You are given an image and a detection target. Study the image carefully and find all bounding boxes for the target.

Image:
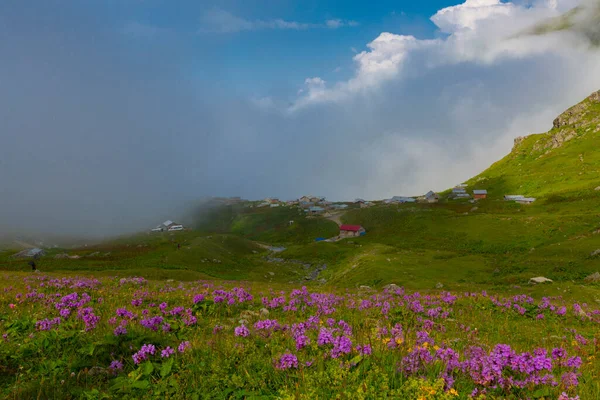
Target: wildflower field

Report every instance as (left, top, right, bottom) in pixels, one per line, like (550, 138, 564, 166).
(1, 273, 599, 399)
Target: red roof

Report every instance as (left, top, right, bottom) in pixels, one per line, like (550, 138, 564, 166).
(340, 224, 363, 232)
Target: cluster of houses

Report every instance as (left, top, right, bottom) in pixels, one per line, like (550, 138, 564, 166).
(381, 191, 439, 204)
(448, 184, 488, 201)
(255, 195, 375, 215)
(252, 190, 537, 209)
(448, 186, 536, 204)
(151, 220, 185, 233)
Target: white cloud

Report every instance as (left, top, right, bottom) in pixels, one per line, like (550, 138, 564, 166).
(200, 9, 359, 33)
(292, 0, 593, 110)
(326, 19, 360, 29)
(261, 0, 600, 200)
(431, 0, 514, 33)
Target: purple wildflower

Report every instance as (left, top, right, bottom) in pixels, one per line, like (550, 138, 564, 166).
(161, 347, 175, 358)
(178, 341, 190, 353)
(234, 324, 250, 337)
(276, 353, 299, 370)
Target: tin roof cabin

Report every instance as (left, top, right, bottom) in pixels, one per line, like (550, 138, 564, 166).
(516, 197, 536, 204)
(339, 224, 366, 238)
(473, 190, 488, 199)
(390, 196, 416, 204)
(424, 191, 439, 203)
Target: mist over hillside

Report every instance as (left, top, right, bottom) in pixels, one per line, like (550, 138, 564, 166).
(2, 0, 600, 239)
(524, 0, 600, 44)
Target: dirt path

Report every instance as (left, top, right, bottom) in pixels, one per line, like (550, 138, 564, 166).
(325, 212, 345, 227)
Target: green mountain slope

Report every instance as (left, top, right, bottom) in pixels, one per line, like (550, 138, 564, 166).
(466, 90, 600, 199)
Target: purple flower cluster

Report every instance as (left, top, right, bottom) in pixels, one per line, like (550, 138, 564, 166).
(109, 360, 123, 373)
(161, 347, 175, 358)
(276, 353, 299, 370)
(116, 308, 136, 319)
(178, 341, 190, 353)
(234, 324, 250, 337)
(193, 294, 205, 304)
(140, 315, 164, 331)
(132, 344, 156, 364)
(118, 277, 147, 286)
(113, 321, 128, 336)
(401, 342, 582, 392)
(355, 344, 372, 355)
(213, 287, 254, 305)
(77, 307, 100, 331)
(36, 317, 61, 331)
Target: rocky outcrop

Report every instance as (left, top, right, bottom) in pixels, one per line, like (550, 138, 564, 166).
(529, 276, 553, 284)
(513, 136, 528, 150)
(584, 272, 600, 283)
(553, 90, 600, 129)
(526, 90, 600, 154)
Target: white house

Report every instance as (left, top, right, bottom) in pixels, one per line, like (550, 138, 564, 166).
(152, 220, 184, 232)
(390, 196, 416, 203)
(504, 195, 525, 201)
(516, 197, 536, 204)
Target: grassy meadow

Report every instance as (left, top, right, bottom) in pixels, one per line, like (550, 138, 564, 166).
(1, 273, 599, 399)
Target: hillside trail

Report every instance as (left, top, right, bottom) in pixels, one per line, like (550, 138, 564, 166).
(325, 212, 345, 227)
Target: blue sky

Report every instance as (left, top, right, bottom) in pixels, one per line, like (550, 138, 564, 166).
(1, 0, 600, 235)
(18, 0, 463, 97)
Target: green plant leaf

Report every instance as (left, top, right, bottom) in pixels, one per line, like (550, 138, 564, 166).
(142, 361, 154, 376)
(132, 380, 150, 390)
(160, 357, 174, 377)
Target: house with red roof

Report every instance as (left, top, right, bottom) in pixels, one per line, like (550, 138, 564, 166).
(339, 224, 366, 238)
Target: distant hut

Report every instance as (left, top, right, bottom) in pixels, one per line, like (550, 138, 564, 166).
(425, 191, 439, 203)
(308, 206, 325, 214)
(516, 197, 536, 205)
(390, 196, 416, 204)
(473, 190, 488, 199)
(339, 225, 366, 238)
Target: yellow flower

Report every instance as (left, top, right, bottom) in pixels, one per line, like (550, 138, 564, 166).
(382, 338, 391, 345)
(448, 388, 459, 397)
(395, 337, 404, 346)
(423, 342, 429, 349)
(571, 340, 578, 347)
(433, 345, 440, 351)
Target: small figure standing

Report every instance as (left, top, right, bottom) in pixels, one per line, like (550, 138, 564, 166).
(177, 243, 181, 250)
(28, 261, 36, 271)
